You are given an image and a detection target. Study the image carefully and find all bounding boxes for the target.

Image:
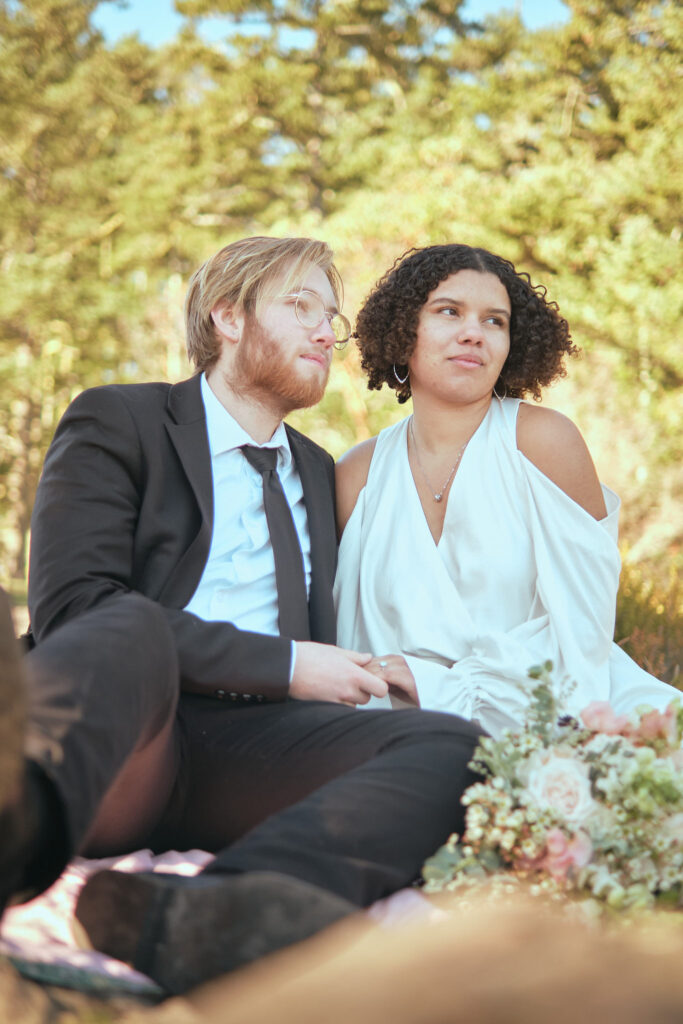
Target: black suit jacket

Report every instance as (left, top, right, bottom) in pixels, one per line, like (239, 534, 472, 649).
(28, 375, 338, 701)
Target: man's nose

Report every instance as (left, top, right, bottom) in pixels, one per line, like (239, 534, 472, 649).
(312, 317, 337, 347)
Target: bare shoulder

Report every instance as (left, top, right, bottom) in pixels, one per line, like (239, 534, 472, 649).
(335, 437, 378, 537)
(516, 403, 607, 520)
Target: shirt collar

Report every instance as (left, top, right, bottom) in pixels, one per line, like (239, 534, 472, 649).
(200, 373, 292, 467)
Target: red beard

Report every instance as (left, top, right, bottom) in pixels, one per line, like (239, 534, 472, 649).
(230, 318, 330, 415)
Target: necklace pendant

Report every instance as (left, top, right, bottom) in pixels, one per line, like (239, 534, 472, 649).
(434, 493, 443, 503)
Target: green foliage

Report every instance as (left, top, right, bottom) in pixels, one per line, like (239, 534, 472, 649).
(0, 0, 681, 668)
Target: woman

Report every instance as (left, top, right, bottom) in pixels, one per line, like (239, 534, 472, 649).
(334, 244, 679, 736)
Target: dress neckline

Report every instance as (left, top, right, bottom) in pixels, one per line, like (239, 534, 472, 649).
(403, 399, 498, 549)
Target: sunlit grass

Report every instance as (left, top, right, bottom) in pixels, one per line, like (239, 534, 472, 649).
(616, 554, 682, 688)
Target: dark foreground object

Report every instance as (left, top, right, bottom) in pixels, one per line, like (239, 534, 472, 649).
(0, 591, 30, 918)
(74, 867, 356, 995)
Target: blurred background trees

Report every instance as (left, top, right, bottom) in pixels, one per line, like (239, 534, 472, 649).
(1, 0, 680, 678)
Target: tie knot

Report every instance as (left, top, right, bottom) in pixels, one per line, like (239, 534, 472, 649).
(241, 444, 278, 477)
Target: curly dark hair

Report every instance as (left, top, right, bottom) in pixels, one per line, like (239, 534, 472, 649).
(355, 244, 577, 403)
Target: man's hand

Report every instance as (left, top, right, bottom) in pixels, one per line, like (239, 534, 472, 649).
(290, 643, 389, 706)
(366, 655, 419, 707)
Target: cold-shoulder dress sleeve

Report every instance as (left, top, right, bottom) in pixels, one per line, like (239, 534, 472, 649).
(334, 400, 679, 737)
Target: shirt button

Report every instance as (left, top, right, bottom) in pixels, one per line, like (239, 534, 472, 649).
(215, 689, 226, 700)
(229, 692, 239, 701)
(242, 694, 252, 702)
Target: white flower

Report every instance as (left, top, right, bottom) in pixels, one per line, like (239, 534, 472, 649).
(661, 813, 683, 844)
(522, 749, 597, 825)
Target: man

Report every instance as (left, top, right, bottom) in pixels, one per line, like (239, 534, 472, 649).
(1, 236, 481, 994)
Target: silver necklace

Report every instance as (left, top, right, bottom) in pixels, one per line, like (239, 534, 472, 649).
(409, 418, 468, 503)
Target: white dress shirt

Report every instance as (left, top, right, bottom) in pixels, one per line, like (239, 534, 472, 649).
(184, 375, 311, 672)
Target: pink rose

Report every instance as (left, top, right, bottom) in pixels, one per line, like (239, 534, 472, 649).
(581, 701, 629, 735)
(540, 827, 593, 882)
(524, 750, 596, 825)
(633, 704, 679, 745)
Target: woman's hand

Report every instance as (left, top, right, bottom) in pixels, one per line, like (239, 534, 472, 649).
(366, 655, 420, 706)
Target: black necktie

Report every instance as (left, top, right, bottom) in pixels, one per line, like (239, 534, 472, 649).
(241, 445, 310, 641)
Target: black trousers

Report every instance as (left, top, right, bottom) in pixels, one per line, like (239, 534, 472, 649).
(25, 593, 482, 907)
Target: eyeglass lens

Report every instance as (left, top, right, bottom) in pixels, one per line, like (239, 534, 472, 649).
(295, 292, 350, 343)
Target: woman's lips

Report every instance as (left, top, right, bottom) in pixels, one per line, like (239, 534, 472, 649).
(450, 355, 483, 367)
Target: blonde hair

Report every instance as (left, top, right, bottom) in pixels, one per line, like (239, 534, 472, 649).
(184, 236, 343, 372)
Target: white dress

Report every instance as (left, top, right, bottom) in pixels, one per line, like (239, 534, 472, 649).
(334, 398, 679, 738)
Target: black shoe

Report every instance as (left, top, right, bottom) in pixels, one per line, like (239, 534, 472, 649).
(0, 589, 30, 917)
(74, 868, 357, 994)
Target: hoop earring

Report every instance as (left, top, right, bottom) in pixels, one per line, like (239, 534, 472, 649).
(493, 383, 507, 400)
(393, 364, 409, 385)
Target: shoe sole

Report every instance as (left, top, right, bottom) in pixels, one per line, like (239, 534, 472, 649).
(75, 869, 356, 994)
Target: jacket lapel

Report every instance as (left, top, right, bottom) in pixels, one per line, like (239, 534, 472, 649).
(166, 375, 214, 526)
(159, 375, 214, 607)
(287, 427, 337, 645)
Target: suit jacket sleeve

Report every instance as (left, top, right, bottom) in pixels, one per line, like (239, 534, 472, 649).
(28, 386, 292, 701)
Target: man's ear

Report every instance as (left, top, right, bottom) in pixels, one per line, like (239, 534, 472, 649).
(211, 302, 243, 344)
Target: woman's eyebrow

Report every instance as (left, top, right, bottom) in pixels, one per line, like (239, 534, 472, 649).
(426, 295, 510, 318)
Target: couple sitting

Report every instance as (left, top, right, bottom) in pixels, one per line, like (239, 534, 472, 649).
(0, 235, 676, 995)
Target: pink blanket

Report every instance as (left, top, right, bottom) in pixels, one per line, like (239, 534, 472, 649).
(0, 851, 438, 995)
(0, 850, 212, 995)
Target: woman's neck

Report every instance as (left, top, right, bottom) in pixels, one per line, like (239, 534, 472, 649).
(410, 393, 493, 453)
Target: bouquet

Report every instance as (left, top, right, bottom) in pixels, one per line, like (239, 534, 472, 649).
(423, 663, 683, 913)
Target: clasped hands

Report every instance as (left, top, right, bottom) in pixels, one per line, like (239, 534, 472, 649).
(290, 642, 419, 707)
